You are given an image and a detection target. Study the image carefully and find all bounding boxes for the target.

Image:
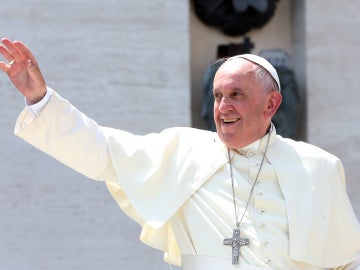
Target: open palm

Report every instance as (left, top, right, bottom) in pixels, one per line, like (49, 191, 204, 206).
(0, 38, 46, 104)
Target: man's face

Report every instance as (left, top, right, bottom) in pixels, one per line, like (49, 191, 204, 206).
(213, 59, 279, 149)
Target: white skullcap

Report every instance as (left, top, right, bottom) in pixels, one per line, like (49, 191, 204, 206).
(228, 54, 281, 92)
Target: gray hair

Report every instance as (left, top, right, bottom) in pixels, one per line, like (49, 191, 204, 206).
(226, 54, 281, 93)
(252, 64, 280, 93)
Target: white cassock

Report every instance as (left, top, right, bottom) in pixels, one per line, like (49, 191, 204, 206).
(15, 89, 360, 269)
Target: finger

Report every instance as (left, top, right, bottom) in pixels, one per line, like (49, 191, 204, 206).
(0, 45, 14, 72)
(1, 38, 23, 62)
(26, 58, 45, 83)
(13, 41, 39, 67)
(0, 44, 15, 62)
(0, 61, 9, 72)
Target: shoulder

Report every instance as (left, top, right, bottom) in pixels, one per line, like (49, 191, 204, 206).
(273, 135, 346, 186)
(105, 126, 219, 157)
(274, 136, 344, 180)
(160, 127, 217, 145)
(275, 135, 340, 163)
(163, 127, 214, 136)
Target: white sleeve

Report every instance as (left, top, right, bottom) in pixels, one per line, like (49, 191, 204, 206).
(25, 86, 52, 116)
(333, 258, 360, 270)
(16, 90, 115, 181)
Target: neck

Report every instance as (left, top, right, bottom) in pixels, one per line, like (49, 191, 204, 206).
(227, 124, 273, 150)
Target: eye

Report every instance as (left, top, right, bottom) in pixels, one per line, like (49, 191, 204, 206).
(231, 90, 246, 100)
(213, 92, 222, 102)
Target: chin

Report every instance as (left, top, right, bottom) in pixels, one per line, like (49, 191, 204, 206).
(218, 135, 237, 149)
(225, 142, 240, 149)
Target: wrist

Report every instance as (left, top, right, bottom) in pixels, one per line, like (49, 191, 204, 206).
(26, 87, 52, 116)
(25, 87, 48, 105)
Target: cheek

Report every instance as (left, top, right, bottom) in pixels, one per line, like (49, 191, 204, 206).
(213, 103, 219, 115)
(235, 104, 261, 122)
(232, 103, 246, 114)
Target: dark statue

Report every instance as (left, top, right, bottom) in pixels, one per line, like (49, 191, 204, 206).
(193, 0, 279, 36)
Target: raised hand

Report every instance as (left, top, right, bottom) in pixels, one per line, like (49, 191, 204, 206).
(0, 38, 47, 104)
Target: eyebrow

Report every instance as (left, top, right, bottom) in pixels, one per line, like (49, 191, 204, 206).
(212, 87, 245, 93)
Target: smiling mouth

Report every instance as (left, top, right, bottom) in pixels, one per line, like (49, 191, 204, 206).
(222, 118, 240, 124)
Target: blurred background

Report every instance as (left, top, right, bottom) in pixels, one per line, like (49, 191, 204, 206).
(0, 0, 359, 269)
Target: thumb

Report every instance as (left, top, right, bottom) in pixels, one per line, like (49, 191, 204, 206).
(26, 58, 46, 85)
(23, 58, 47, 104)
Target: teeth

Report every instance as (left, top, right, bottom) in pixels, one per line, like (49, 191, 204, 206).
(223, 118, 238, 123)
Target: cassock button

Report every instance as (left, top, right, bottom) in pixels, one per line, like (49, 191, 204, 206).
(251, 161, 260, 167)
(247, 151, 254, 158)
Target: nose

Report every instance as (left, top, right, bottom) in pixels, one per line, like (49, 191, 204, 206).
(217, 96, 234, 113)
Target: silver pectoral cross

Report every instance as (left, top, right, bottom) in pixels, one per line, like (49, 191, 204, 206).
(223, 228, 249, 264)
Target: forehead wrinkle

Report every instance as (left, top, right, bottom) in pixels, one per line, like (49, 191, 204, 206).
(214, 67, 256, 94)
(215, 60, 256, 83)
(224, 55, 281, 92)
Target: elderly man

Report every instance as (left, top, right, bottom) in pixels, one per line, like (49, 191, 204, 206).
(0, 38, 359, 270)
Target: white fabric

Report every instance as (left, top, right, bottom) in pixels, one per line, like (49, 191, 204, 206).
(163, 133, 300, 268)
(182, 255, 270, 270)
(15, 88, 360, 269)
(26, 86, 52, 116)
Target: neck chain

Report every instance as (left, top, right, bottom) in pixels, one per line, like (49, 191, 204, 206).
(224, 130, 271, 265)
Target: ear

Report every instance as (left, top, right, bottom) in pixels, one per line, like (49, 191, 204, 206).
(265, 91, 282, 118)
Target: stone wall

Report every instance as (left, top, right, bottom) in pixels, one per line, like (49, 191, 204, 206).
(0, 1, 189, 269)
(306, 0, 360, 216)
